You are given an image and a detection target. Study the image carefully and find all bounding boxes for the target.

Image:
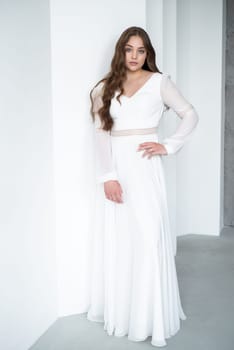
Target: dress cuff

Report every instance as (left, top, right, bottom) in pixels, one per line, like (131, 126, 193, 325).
(161, 142, 174, 155)
(96, 171, 118, 184)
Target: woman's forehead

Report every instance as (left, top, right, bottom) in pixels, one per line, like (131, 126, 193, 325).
(125, 36, 145, 47)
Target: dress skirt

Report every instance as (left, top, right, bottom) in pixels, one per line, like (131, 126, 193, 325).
(87, 131, 186, 347)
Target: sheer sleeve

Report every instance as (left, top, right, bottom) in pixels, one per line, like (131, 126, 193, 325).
(160, 73, 199, 155)
(91, 82, 118, 184)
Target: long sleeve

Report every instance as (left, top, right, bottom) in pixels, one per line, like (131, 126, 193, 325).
(160, 73, 199, 155)
(92, 83, 118, 184)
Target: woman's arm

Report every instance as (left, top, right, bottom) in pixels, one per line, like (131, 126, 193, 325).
(91, 83, 118, 184)
(160, 73, 199, 155)
(94, 114, 118, 183)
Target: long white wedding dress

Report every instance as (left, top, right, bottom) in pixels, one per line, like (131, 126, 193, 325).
(87, 72, 199, 347)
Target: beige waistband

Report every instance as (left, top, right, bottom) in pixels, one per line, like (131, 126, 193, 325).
(111, 126, 158, 136)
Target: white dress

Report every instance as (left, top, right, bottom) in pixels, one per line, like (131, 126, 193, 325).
(87, 72, 199, 347)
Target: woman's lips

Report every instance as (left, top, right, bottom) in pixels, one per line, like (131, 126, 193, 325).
(129, 62, 138, 65)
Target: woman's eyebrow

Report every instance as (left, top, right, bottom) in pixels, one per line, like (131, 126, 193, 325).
(125, 44, 145, 49)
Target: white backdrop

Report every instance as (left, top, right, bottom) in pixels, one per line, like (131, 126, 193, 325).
(175, 0, 225, 235)
(0, 1, 57, 350)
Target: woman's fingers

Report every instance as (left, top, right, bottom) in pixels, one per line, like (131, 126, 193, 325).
(108, 191, 123, 203)
(113, 187, 123, 203)
(141, 146, 155, 158)
(137, 142, 167, 156)
(138, 142, 155, 155)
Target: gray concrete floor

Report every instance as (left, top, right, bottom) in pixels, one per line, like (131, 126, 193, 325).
(30, 227, 234, 350)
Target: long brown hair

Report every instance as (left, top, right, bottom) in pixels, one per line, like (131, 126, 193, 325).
(90, 26, 162, 131)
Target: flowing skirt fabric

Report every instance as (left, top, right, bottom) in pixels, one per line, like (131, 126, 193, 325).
(87, 132, 186, 347)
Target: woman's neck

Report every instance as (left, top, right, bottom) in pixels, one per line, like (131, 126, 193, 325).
(126, 69, 145, 80)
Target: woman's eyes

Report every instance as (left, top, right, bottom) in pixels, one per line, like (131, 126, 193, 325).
(124, 48, 146, 54)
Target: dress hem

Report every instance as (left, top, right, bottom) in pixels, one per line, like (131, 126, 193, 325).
(86, 311, 186, 347)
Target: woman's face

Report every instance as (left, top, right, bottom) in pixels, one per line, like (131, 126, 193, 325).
(124, 35, 147, 72)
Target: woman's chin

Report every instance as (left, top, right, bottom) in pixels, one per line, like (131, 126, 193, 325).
(126, 65, 141, 72)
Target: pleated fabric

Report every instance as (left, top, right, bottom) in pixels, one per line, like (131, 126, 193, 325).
(87, 132, 186, 347)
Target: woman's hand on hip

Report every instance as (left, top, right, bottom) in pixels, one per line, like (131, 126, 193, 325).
(104, 180, 123, 203)
(137, 142, 168, 158)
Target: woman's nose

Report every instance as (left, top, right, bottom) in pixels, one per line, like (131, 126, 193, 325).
(131, 50, 137, 59)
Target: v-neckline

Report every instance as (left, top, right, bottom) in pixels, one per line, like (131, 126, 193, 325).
(121, 72, 156, 99)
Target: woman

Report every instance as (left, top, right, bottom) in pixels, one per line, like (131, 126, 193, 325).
(87, 26, 198, 347)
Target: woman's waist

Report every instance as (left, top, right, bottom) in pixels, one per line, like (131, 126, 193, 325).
(110, 127, 159, 147)
(110, 126, 158, 137)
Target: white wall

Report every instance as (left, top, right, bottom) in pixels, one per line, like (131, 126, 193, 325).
(0, 1, 57, 350)
(50, 0, 146, 317)
(146, 0, 225, 238)
(176, 0, 224, 235)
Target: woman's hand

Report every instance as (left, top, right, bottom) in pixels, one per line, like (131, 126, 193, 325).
(137, 142, 168, 158)
(104, 180, 123, 203)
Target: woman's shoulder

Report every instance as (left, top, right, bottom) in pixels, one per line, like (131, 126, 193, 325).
(147, 71, 171, 85)
(91, 80, 106, 113)
(153, 71, 171, 79)
(91, 80, 106, 98)
(157, 72, 173, 91)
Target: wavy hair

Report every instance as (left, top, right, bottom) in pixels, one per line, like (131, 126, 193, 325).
(90, 26, 162, 131)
